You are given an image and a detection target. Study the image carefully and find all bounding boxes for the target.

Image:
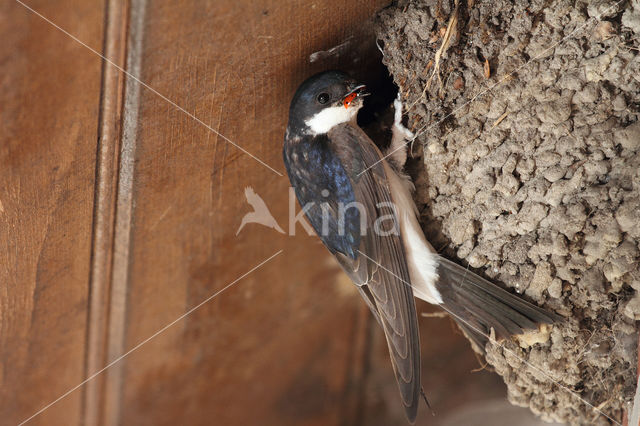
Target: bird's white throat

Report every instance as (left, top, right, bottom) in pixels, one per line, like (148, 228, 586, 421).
(305, 105, 360, 135)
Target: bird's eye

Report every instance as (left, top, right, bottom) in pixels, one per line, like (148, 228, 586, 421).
(317, 93, 330, 104)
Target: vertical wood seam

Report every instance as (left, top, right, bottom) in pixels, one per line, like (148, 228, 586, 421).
(102, 1, 148, 425)
(83, 0, 130, 425)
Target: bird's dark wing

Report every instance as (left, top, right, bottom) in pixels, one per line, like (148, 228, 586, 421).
(283, 125, 421, 422)
(329, 123, 421, 422)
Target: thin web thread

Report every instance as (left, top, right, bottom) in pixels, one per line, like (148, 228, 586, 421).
(13, 0, 283, 177)
(356, 249, 622, 426)
(18, 250, 283, 425)
(359, 0, 626, 176)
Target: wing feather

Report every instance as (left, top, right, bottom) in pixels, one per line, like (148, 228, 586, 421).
(284, 125, 422, 422)
(328, 123, 421, 422)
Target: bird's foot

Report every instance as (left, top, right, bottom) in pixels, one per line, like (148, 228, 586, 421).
(393, 95, 414, 140)
(385, 94, 414, 170)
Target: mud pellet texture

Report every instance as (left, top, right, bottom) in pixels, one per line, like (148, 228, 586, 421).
(378, 0, 640, 424)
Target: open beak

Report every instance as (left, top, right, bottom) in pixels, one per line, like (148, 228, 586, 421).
(342, 84, 370, 109)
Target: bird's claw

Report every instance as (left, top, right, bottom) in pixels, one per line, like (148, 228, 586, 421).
(393, 96, 414, 140)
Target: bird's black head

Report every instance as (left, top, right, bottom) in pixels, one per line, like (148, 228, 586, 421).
(287, 70, 369, 136)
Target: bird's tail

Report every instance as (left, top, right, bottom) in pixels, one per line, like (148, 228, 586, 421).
(434, 256, 561, 352)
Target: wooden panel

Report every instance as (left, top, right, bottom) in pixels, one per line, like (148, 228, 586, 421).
(112, 1, 388, 425)
(361, 301, 508, 424)
(0, 1, 104, 424)
(83, 0, 129, 424)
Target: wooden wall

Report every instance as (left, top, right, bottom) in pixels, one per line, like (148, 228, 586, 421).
(0, 1, 389, 425)
(1, 0, 105, 424)
(1, 1, 524, 425)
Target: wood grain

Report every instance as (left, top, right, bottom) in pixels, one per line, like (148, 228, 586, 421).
(0, 1, 104, 424)
(2, 1, 394, 424)
(110, 1, 388, 425)
(83, 0, 129, 424)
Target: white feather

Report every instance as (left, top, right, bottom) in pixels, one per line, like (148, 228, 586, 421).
(385, 97, 415, 169)
(384, 162, 443, 305)
(305, 105, 359, 135)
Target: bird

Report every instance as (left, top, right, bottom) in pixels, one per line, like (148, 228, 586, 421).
(282, 70, 560, 423)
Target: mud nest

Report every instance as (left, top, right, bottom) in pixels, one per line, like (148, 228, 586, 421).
(377, 0, 640, 424)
